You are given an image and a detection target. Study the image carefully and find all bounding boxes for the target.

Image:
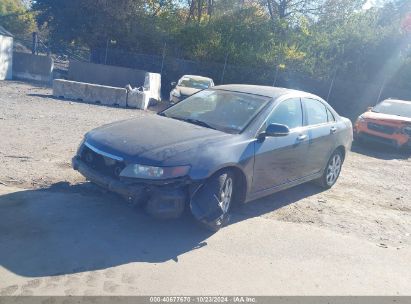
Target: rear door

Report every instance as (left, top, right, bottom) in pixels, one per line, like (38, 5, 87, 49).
(302, 98, 336, 175)
(252, 98, 309, 193)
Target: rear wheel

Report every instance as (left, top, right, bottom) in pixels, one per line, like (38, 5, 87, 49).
(316, 150, 343, 189)
(190, 170, 235, 232)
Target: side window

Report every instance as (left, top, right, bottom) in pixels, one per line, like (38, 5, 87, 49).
(303, 98, 328, 126)
(326, 107, 335, 122)
(266, 98, 303, 129)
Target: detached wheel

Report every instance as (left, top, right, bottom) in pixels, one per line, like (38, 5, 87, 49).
(190, 170, 235, 232)
(316, 150, 343, 189)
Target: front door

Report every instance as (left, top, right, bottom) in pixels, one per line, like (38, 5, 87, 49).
(252, 98, 309, 193)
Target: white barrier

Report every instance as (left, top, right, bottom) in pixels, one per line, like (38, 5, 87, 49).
(53, 79, 128, 107)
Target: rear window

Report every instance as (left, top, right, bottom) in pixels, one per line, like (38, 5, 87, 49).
(178, 77, 211, 89)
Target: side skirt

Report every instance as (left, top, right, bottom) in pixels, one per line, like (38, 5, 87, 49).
(244, 171, 323, 203)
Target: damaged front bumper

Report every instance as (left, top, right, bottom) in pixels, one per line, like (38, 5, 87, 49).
(72, 157, 193, 219)
(72, 155, 228, 229)
(356, 131, 410, 149)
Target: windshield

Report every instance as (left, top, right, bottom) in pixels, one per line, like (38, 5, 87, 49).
(372, 100, 411, 118)
(178, 77, 212, 89)
(161, 89, 271, 133)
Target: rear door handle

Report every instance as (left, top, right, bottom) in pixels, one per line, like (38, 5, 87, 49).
(330, 126, 337, 134)
(297, 134, 307, 141)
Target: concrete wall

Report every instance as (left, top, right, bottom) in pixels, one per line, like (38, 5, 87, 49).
(12, 52, 53, 83)
(68, 61, 147, 88)
(0, 35, 13, 80)
(53, 79, 128, 107)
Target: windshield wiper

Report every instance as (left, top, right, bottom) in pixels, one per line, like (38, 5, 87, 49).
(171, 117, 217, 130)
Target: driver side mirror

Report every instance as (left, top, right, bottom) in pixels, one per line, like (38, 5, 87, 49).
(171, 82, 177, 87)
(260, 123, 290, 139)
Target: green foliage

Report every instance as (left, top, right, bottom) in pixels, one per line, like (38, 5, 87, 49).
(0, 0, 36, 37)
(31, 0, 411, 90)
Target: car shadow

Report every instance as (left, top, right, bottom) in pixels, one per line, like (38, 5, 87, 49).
(351, 141, 411, 160)
(0, 181, 322, 278)
(0, 182, 211, 278)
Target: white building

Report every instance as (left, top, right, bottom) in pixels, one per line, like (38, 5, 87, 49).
(0, 26, 13, 80)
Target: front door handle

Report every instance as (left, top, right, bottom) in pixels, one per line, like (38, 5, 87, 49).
(330, 126, 337, 134)
(297, 134, 307, 141)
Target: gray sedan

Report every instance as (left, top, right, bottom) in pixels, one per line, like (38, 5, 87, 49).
(73, 85, 353, 231)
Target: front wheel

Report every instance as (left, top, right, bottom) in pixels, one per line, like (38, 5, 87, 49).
(316, 150, 343, 189)
(190, 170, 235, 232)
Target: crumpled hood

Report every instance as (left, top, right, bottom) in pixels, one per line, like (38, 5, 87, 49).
(176, 86, 201, 96)
(85, 115, 230, 165)
(362, 111, 411, 125)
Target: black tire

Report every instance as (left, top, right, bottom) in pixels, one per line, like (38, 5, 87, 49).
(315, 149, 344, 189)
(190, 170, 235, 232)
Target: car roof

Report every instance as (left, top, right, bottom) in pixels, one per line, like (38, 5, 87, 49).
(213, 84, 320, 100)
(181, 75, 213, 81)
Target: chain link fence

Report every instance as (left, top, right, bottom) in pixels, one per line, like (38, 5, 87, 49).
(88, 47, 411, 120)
(12, 34, 411, 120)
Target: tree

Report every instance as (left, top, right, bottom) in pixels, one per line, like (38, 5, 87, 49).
(31, 0, 411, 94)
(33, 0, 182, 52)
(0, 0, 36, 38)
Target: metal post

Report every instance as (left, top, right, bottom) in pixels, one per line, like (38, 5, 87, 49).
(326, 70, 337, 103)
(272, 66, 279, 86)
(32, 32, 38, 55)
(220, 52, 229, 84)
(104, 38, 109, 65)
(160, 42, 166, 76)
(376, 77, 387, 105)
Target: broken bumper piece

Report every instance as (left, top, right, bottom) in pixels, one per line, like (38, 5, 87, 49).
(72, 157, 188, 219)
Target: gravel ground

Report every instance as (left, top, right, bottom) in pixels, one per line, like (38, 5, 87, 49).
(1, 80, 410, 249)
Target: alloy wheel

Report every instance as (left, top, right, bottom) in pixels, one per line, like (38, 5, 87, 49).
(326, 154, 342, 186)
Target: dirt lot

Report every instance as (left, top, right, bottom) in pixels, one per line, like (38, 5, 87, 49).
(0, 81, 410, 295)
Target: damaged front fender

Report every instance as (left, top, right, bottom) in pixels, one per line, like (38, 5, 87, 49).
(189, 172, 232, 231)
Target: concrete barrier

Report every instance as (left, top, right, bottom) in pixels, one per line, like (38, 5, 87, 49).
(69, 61, 147, 88)
(12, 52, 53, 83)
(53, 79, 127, 107)
(0, 34, 13, 80)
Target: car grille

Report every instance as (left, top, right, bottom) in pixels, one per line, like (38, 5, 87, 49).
(367, 122, 397, 135)
(80, 145, 125, 180)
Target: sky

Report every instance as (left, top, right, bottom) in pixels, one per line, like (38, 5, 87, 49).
(363, 0, 387, 10)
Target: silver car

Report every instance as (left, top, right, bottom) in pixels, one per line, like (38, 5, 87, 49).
(169, 75, 214, 103)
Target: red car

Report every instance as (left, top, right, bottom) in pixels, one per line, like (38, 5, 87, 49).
(354, 99, 411, 149)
